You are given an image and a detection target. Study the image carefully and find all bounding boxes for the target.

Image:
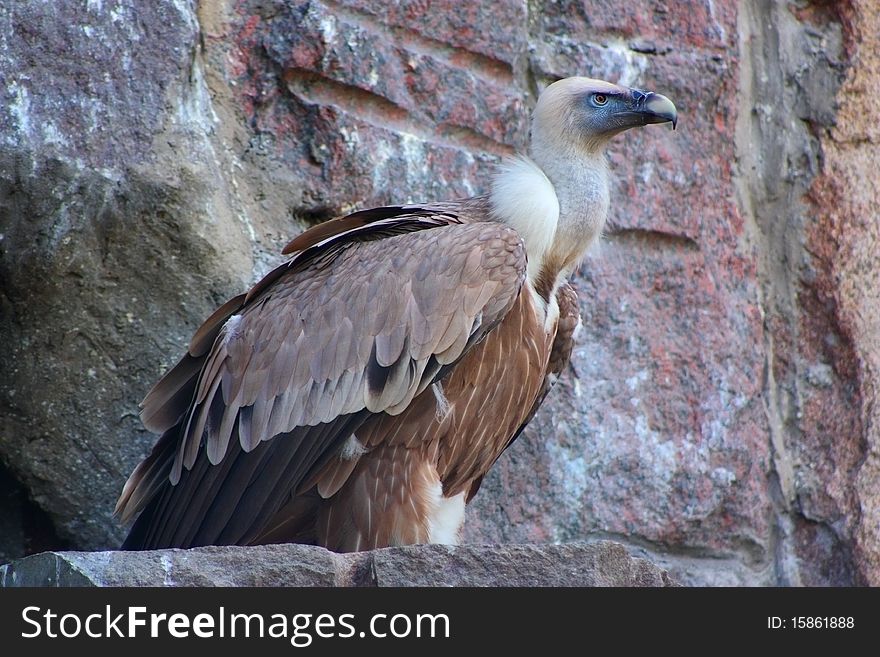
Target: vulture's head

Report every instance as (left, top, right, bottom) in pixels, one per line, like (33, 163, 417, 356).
(532, 77, 677, 154)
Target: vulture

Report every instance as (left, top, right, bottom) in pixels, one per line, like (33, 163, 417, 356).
(117, 77, 677, 551)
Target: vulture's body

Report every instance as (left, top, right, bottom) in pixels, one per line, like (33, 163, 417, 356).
(118, 77, 677, 551)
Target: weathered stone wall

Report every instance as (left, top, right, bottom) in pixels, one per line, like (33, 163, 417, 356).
(734, 0, 858, 586)
(803, 2, 880, 586)
(1, 0, 876, 585)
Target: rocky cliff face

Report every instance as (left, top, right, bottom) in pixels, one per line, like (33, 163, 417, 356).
(1, 0, 876, 585)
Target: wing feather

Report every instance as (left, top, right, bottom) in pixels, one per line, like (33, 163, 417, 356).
(464, 282, 580, 501)
(139, 354, 204, 433)
(119, 204, 527, 548)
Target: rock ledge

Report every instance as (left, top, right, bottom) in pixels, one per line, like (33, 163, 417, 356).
(1, 541, 674, 587)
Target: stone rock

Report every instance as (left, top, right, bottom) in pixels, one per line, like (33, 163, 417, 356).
(0, 0, 266, 552)
(368, 542, 674, 587)
(0, 541, 674, 587)
(1, 0, 878, 587)
(0, 463, 68, 566)
(801, 2, 880, 585)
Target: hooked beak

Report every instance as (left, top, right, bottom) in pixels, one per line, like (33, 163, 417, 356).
(638, 91, 678, 129)
(612, 89, 678, 131)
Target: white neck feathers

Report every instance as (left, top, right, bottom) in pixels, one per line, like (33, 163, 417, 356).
(489, 149, 609, 296)
(489, 155, 559, 285)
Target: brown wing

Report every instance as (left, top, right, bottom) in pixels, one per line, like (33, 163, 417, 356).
(255, 285, 555, 550)
(118, 206, 527, 548)
(542, 282, 581, 396)
(464, 281, 580, 501)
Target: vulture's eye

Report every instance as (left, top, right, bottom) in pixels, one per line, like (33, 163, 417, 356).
(592, 93, 609, 106)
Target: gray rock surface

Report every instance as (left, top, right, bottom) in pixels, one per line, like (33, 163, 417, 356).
(0, 541, 674, 587)
(0, 0, 264, 551)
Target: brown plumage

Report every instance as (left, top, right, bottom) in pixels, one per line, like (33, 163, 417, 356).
(117, 77, 677, 551)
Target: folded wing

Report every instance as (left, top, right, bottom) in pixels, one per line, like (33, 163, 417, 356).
(117, 207, 527, 548)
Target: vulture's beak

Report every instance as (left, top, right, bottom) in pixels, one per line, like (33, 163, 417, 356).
(635, 91, 678, 129)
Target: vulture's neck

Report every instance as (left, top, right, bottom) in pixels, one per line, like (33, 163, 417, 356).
(490, 138, 610, 301)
